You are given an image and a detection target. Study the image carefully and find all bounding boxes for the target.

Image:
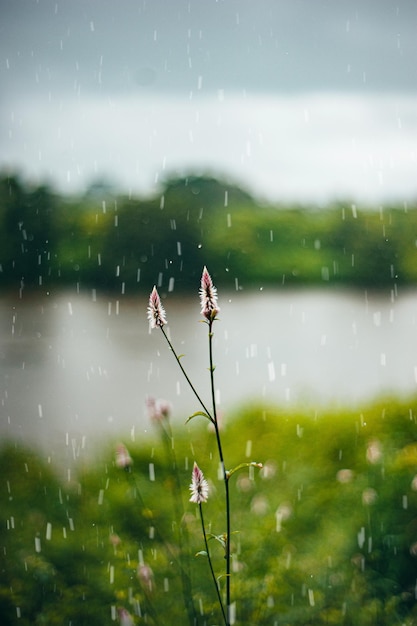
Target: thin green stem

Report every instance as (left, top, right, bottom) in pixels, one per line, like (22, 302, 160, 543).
(208, 320, 231, 626)
(199, 503, 227, 626)
(160, 326, 213, 420)
(159, 319, 230, 624)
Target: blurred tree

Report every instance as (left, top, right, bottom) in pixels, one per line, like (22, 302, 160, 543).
(0, 169, 416, 293)
(0, 174, 57, 290)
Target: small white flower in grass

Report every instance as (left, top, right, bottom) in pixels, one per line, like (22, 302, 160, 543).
(189, 462, 209, 504)
(336, 468, 354, 484)
(362, 487, 378, 506)
(200, 266, 220, 321)
(366, 439, 383, 464)
(147, 286, 167, 329)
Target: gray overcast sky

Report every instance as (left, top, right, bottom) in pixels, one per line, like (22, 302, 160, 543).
(1, 0, 416, 202)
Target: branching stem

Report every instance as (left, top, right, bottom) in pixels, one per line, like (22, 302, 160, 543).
(208, 321, 231, 626)
(199, 503, 227, 626)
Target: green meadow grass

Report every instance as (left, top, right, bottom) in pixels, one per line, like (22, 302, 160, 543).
(2, 396, 417, 625)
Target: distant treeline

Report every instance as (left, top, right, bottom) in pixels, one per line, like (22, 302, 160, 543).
(1, 171, 416, 294)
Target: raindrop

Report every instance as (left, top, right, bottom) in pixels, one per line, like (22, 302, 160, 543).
(373, 312, 381, 326)
(358, 526, 365, 549)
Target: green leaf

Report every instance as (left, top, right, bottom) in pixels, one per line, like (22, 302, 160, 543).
(185, 411, 213, 424)
(208, 533, 227, 549)
(195, 551, 208, 557)
(227, 461, 263, 479)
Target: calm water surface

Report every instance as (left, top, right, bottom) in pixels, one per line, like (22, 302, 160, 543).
(0, 287, 416, 463)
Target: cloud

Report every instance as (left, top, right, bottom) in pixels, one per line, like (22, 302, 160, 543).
(1, 0, 416, 97)
(1, 91, 416, 202)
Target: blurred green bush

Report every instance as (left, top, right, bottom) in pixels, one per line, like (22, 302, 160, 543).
(1, 171, 416, 293)
(2, 397, 417, 624)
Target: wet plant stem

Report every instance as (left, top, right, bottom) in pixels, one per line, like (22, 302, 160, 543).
(208, 321, 231, 626)
(159, 321, 230, 625)
(199, 502, 227, 626)
(160, 326, 213, 420)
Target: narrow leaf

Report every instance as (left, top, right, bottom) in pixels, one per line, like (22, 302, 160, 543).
(227, 461, 263, 479)
(185, 411, 213, 424)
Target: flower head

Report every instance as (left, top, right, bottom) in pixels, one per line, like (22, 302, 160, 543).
(115, 443, 133, 469)
(189, 462, 209, 504)
(117, 607, 134, 626)
(137, 564, 154, 592)
(146, 396, 172, 423)
(199, 266, 220, 321)
(147, 286, 167, 329)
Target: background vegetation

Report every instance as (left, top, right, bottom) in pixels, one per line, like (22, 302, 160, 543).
(2, 398, 417, 625)
(2, 171, 417, 623)
(1, 170, 416, 294)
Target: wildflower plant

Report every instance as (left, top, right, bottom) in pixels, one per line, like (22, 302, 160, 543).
(148, 267, 262, 626)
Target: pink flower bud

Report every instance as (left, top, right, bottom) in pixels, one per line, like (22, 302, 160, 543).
(147, 286, 167, 329)
(117, 607, 134, 626)
(146, 396, 172, 423)
(115, 443, 133, 469)
(199, 266, 220, 321)
(137, 563, 154, 592)
(189, 462, 209, 504)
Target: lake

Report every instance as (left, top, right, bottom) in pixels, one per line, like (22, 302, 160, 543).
(0, 286, 416, 465)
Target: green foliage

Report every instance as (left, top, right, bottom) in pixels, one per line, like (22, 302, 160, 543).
(2, 397, 417, 624)
(1, 171, 417, 294)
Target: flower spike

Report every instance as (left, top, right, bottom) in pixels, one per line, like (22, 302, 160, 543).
(200, 266, 220, 321)
(189, 462, 209, 504)
(147, 286, 167, 329)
